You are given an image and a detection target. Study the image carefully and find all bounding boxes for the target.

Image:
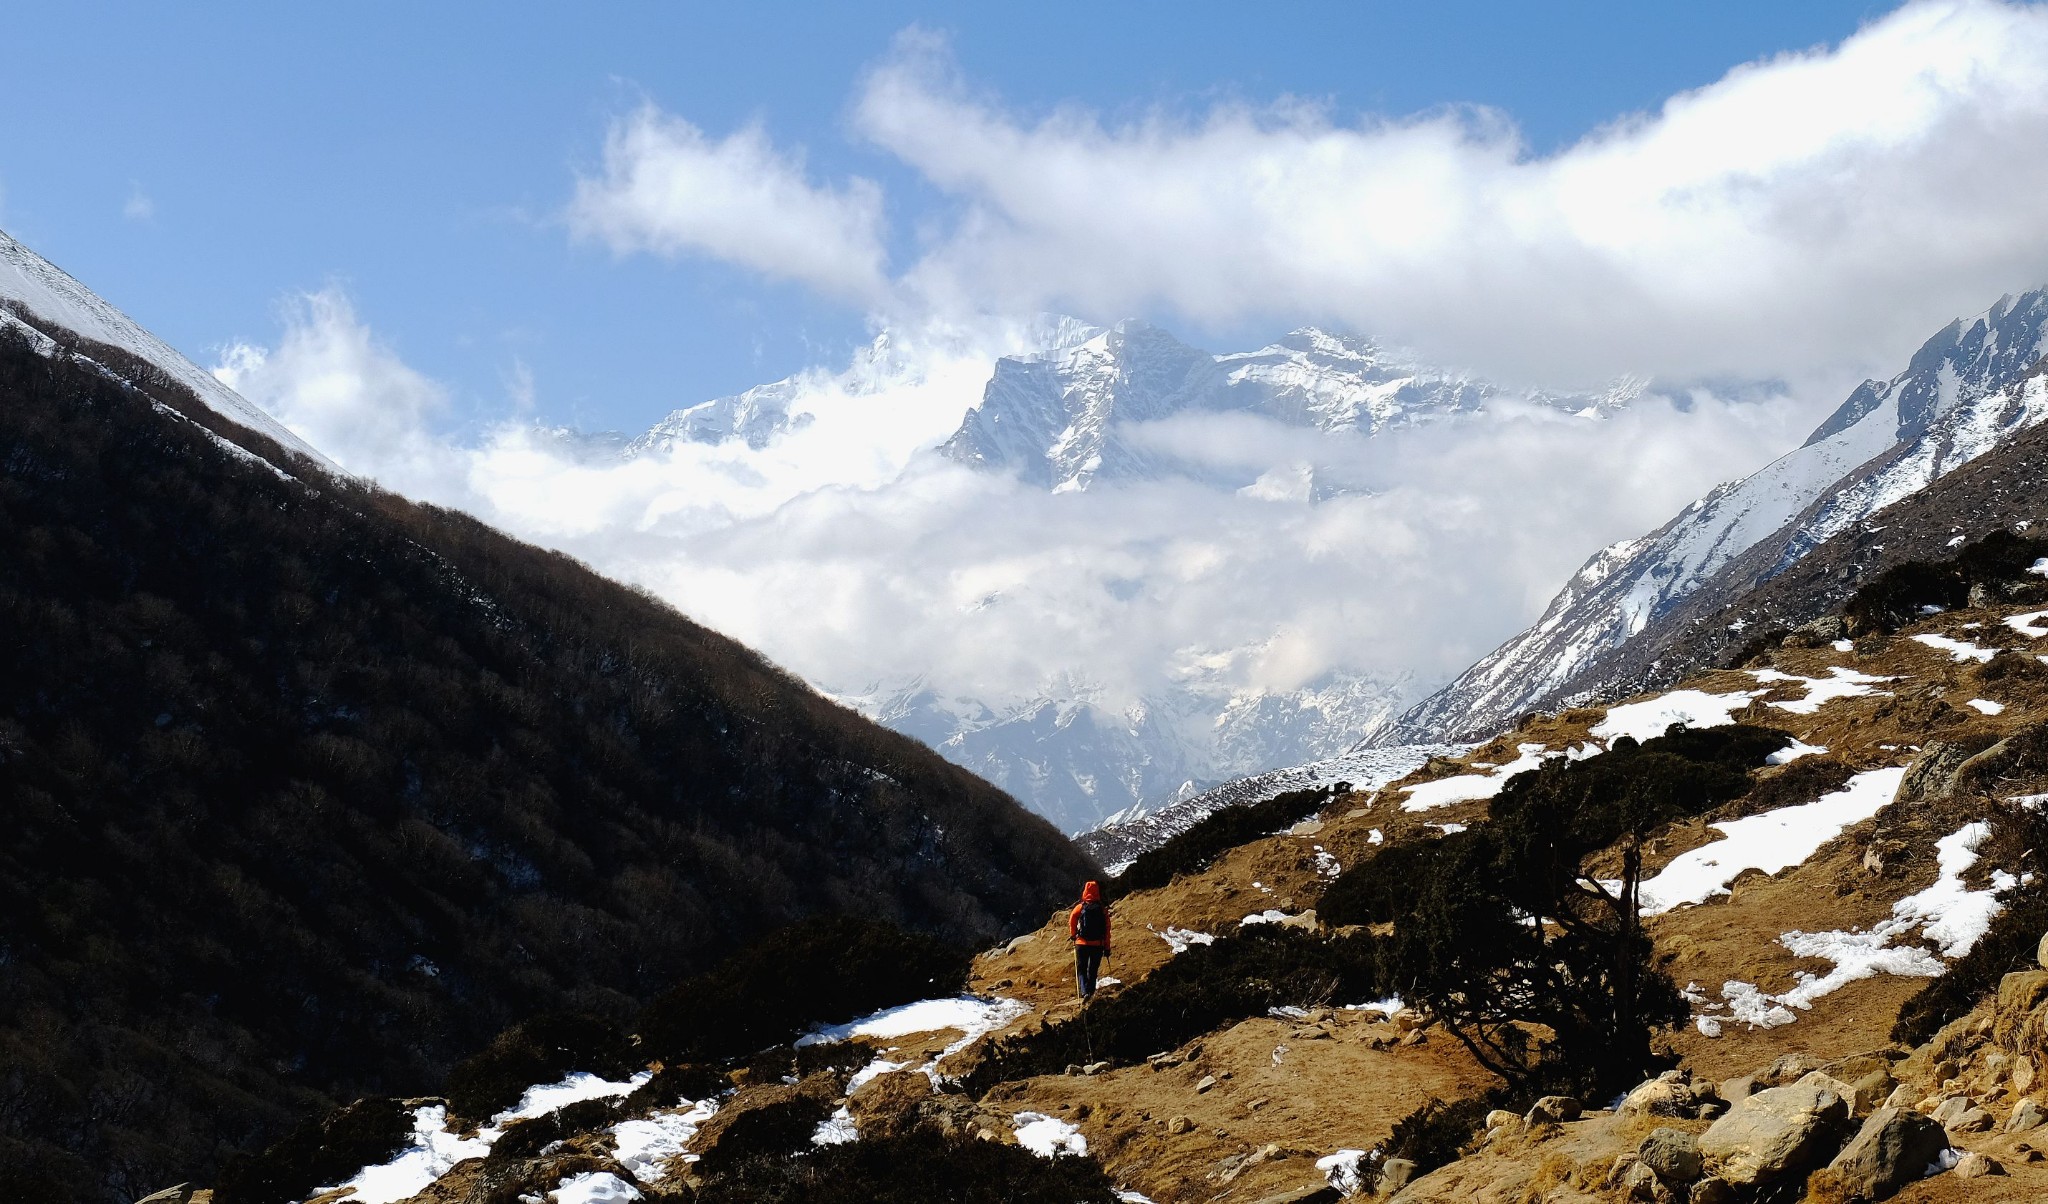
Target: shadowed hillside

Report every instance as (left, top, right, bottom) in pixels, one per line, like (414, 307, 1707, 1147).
(0, 325, 1095, 1203)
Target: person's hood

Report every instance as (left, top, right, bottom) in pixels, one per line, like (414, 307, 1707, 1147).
(1081, 880, 1102, 902)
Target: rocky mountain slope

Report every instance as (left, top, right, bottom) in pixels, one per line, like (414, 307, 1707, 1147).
(1381, 291, 2048, 746)
(0, 235, 1093, 1204)
(193, 529, 2048, 1204)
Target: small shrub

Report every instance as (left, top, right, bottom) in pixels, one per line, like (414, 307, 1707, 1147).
(690, 1095, 834, 1177)
(689, 1123, 1118, 1203)
(1114, 787, 1342, 895)
(1846, 530, 2048, 633)
(212, 1097, 412, 1204)
(1383, 1094, 1496, 1174)
(961, 926, 1381, 1094)
(623, 1063, 730, 1114)
(486, 1097, 623, 1163)
(1725, 756, 1855, 819)
(444, 1013, 630, 1123)
(637, 916, 971, 1065)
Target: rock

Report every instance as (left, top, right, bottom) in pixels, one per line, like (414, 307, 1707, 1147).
(1081, 1061, 1110, 1075)
(1759, 1053, 1822, 1087)
(1823, 1106, 1950, 1202)
(1248, 1097, 1269, 1111)
(2039, 931, 2048, 971)
(1639, 1128, 1703, 1183)
(1719, 1075, 1757, 1103)
(1931, 1095, 1976, 1127)
(1247, 1186, 1341, 1204)
(1166, 1115, 1195, 1135)
(1686, 1179, 1735, 1204)
(1622, 1071, 1710, 1118)
(1845, 1069, 1896, 1117)
(1952, 1107, 1995, 1132)
(847, 1069, 933, 1140)
(2017, 1055, 2037, 1095)
(132, 1188, 195, 1204)
(1884, 1084, 1915, 1110)
(1525, 1095, 1583, 1125)
(1621, 1159, 1670, 1201)
(2008, 1097, 2047, 1132)
(1698, 1076, 1853, 1186)
(1484, 1108, 1524, 1137)
(1379, 1157, 1418, 1195)
(1994, 970, 2048, 1057)
(1954, 1151, 2005, 1178)
(1196, 1075, 1217, 1093)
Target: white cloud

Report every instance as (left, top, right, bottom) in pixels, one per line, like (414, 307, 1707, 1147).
(567, 105, 890, 302)
(122, 185, 155, 224)
(579, 2, 2048, 386)
(220, 292, 1813, 722)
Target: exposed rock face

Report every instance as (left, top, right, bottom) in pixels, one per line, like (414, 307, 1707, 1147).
(1822, 1106, 1950, 1201)
(1638, 1127, 1703, 1184)
(1697, 1075, 1853, 1186)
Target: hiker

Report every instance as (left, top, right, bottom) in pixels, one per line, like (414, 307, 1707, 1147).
(1069, 879, 1111, 1000)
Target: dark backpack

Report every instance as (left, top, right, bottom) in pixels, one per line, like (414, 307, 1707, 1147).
(1077, 900, 1107, 942)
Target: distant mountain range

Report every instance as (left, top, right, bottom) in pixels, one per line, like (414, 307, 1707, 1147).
(624, 318, 1645, 831)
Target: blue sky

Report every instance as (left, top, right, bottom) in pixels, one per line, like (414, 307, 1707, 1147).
(0, 1, 1894, 436)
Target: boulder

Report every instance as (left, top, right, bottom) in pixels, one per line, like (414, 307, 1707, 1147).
(1685, 1179, 1734, 1204)
(1954, 1151, 2005, 1178)
(2008, 1097, 2047, 1133)
(1622, 1070, 1719, 1119)
(2039, 930, 2048, 972)
(1758, 1054, 1822, 1088)
(1822, 1106, 1950, 1202)
(1525, 1095, 1582, 1126)
(1379, 1156, 1418, 1195)
(1638, 1128, 1703, 1184)
(1719, 1075, 1756, 1104)
(1166, 1115, 1194, 1135)
(1698, 1076, 1853, 1186)
(847, 1068, 933, 1139)
(1196, 1075, 1218, 1093)
(1994, 970, 2048, 1057)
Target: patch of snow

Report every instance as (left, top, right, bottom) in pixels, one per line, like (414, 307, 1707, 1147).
(611, 1100, 720, 1182)
(1966, 698, 2006, 716)
(1240, 909, 1291, 926)
(1592, 689, 1762, 744)
(1749, 667, 1894, 715)
(1012, 1111, 1087, 1158)
(2005, 609, 2048, 639)
(1638, 767, 1907, 915)
(811, 1106, 859, 1146)
(1400, 743, 1550, 811)
(1695, 1016, 1722, 1038)
(1115, 1191, 1160, 1204)
(1317, 1148, 1373, 1196)
(1766, 739, 1829, 765)
(1313, 845, 1342, 878)
(1911, 633, 1997, 663)
(2030, 558, 2048, 579)
(313, 1106, 492, 1204)
(1342, 995, 1405, 1016)
(1156, 926, 1216, 954)
(845, 1057, 909, 1095)
(1368, 828, 1384, 845)
(551, 1171, 643, 1203)
(1433, 822, 1469, 834)
(798, 996, 1027, 1047)
(1832, 639, 1854, 652)
(1693, 822, 2015, 1034)
(502, 1071, 652, 1123)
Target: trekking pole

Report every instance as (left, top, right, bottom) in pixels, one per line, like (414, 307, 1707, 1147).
(1075, 953, 1096, 1063)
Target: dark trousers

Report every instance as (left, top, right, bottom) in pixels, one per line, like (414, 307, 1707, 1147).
(1075, 945, 1106, 998)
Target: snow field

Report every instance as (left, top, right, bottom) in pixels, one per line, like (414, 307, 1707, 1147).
(1591, 689, 1761, 744)
(1911, 633, 1997, 663)
(551, 1171, 643, 1202)
(312, 1069, 655, 1203)
(1747, 667, 1894, 715)
(1637, 767, 1907, 916)
(1692, 821, 2015, 1036)
(1399, 743, 1550, 811)
(611, 1098, 720, 1181)
(1011, 1111, 1088, 1157)
(2006, 609, 2048, 639)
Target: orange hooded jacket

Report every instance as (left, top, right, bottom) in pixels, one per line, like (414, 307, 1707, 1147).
(1069, 880, 1111, 949)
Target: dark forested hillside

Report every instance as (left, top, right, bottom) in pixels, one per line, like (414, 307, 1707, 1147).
(0, 326, 1094, 1203)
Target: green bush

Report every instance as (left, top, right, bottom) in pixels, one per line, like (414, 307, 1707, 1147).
(686, 1124, 1118, 1203)
(1113, 786, 1342, 895)
(961, 925, 1381, 1094)
(637, 916, 971, 1064)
